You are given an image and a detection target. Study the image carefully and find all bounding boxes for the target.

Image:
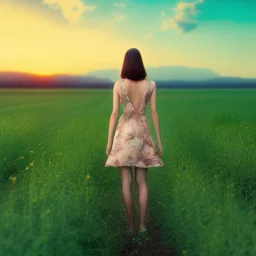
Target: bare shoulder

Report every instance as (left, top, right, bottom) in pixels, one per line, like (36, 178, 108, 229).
(114, 79, 123, 92)
(148, 80, 156, 90)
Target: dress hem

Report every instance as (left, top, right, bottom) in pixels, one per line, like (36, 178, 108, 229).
(104, 163, 165, 168)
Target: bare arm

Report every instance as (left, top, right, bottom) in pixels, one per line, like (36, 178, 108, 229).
(150, 81, 163, 145)
(106, 82, 120, 153)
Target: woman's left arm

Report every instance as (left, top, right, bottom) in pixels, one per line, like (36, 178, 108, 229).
(106, 82, 120, 156)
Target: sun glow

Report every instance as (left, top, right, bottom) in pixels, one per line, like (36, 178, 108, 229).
(0, 2, 142, 75)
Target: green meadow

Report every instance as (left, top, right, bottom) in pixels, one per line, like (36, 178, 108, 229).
(1, 88, 256, 256)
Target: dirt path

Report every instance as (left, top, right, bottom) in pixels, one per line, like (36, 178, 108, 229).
(119, 212, 179, 256)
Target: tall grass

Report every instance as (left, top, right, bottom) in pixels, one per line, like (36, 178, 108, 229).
(1, 88, 256, 255)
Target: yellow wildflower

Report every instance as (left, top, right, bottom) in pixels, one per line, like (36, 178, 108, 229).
(87, 175, 90, 179)
(29, 162, 34, 167)
(10, 176, 17, 184)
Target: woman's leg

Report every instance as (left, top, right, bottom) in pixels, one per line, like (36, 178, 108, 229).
(135, 167, 148, 230)
(119, 166, 136, 232)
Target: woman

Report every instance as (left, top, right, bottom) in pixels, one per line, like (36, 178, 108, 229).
(104, 48, 165, 241)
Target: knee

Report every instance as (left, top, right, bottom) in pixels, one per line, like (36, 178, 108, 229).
(135, 177, 147, 187)
(122, 176, 133, 186)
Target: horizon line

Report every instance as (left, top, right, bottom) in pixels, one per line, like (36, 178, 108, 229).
(0, 70, 255, 80)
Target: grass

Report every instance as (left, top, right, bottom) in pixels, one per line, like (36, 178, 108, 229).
(1, 88, 256, 256)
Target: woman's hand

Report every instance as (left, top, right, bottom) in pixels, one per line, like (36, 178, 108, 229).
(106, 143, 112, 157)
(157, 140, 163, 158)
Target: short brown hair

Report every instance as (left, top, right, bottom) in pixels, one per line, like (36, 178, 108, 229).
(120, 48, 147, 81)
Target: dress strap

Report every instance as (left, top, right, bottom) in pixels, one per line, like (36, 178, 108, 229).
(121, 79, 129, 103)
(147, 79, 151, 93)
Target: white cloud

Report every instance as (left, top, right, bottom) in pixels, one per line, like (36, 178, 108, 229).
(114, 2, 126, 8)
(108, 13, 126, 25)
(43, 0, 97, 24)
(161, 0, 204, 33)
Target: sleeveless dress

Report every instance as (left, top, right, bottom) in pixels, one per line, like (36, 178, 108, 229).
(104, 79, 165, 168)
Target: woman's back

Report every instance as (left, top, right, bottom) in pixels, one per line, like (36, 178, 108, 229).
(117, 78, 156, 115)
(122, 78, 149, 113)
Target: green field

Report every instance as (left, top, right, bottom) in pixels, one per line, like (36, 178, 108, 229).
(1, 89, 256, 256)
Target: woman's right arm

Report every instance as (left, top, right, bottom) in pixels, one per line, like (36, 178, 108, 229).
(150, 81, 163, 158)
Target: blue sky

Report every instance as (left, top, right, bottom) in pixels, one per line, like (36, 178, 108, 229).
(1, 0, 255, 77)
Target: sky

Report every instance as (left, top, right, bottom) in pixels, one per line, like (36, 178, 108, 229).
(0, 0, 256, 78)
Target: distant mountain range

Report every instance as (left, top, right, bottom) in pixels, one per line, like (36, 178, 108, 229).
(85, 66, 221, 82)
(0, 66, 255, 89)
(0, 72, 114, 88)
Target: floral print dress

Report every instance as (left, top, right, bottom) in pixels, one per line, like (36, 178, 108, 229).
(104, 79, 165, 168)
